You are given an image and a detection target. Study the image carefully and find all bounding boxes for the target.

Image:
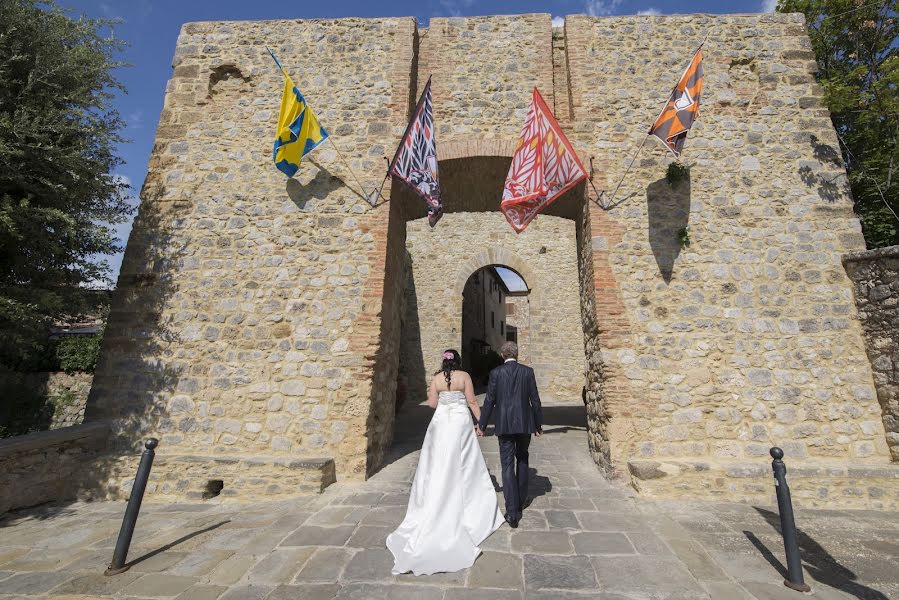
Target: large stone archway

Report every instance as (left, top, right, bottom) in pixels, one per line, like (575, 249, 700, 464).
(398, 227, 585, 407)
(452, 248, 539, 303)
(374, 141, 605, 477)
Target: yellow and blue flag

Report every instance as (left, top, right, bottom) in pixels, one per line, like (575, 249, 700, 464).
(268, 49, 328, 177)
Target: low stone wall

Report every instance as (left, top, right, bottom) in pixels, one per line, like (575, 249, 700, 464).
(146, 454, 336, 501)
(0, 422, 108, 513)
(628, 459, 899, 510)
(843, 246, 899, 461)
(0, 371, 92, 437)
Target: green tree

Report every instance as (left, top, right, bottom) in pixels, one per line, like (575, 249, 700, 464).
(779, 0, 899, 248)
(0, 0, 130, 367)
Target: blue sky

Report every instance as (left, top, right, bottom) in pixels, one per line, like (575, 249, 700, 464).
(62, 0, 777, 282)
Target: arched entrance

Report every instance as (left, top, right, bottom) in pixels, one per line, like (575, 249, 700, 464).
(366, 147, 608, 477)
(460, 265, 530, 385)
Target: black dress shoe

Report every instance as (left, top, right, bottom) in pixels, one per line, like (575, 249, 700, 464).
(505, 514, 519, 528)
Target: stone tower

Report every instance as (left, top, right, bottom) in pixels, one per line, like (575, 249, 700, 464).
(85, 13, 898, 506)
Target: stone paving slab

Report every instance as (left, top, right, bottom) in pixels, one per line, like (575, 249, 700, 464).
(1, 401, 897, 600)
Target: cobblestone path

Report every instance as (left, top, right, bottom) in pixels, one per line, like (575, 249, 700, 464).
(1, 402, 897, 599)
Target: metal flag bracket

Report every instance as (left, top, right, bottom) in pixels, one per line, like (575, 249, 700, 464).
(366, 157, 391, 207)
(588, 156, 609, 210)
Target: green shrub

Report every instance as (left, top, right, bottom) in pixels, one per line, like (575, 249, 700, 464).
(678, 226, 691, 249)
(666, 161, 690, 185)
(55, 334, 102, 373)
(0, 367, 53, 437)
(50, 388, 79, 408)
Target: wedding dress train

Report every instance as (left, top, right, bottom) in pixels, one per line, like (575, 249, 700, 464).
(387, 390, 504, 575)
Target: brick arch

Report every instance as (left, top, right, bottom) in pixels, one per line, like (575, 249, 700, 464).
(453, 247, 540, 313)
(440, 139, 514, 161)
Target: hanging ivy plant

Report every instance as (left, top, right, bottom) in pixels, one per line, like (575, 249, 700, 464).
(666, 161, 691, 185)
(678, 226, 691, 249)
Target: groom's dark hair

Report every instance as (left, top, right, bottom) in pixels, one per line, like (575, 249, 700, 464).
(500, 341, 518, 360)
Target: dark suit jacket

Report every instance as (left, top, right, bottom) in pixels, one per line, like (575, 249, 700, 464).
(479, 360, 543, 435)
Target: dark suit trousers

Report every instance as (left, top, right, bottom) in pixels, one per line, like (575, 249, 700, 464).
(498, 433, 531, 520)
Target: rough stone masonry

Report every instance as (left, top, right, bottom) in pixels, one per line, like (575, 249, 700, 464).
(78, 12, 898, 507)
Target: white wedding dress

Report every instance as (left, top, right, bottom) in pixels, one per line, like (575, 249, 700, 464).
(387, 390, 505, 575)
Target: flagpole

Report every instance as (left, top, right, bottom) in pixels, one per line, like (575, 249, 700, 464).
(605, 31, 708, 207)
(608, 135, 649, 204)
(327, 137, 370, 199)
(696, 30, 711, 52)
(369, 171, 390, 207)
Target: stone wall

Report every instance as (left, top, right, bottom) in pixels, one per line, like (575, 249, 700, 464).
(0, 423, 108, 514)
(150, 455, 335, 499)
(402, 212, 585, 402)
(628, 458, 899, 509)
(0, 371, 91, 436)
(86, 17, 418, 498)
(41, 372, 92, 429)
(506, 294, 530, 363)
(84, 12, 898, 503)
(564, 13, 892, 479)
(843, 245, 899, 461)
(460, 266, 509, 365)
(483, 269, 509, 354)
(460, 269, 488, 371)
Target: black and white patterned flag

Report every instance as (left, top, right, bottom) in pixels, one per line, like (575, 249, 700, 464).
(389, 77, 443, 226)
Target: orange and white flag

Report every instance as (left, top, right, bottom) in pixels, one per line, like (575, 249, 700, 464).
(649, 50, 703, 157)
(501, 88, 587, 233)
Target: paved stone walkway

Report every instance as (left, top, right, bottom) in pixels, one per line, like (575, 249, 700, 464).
(1, 401, 897, 599)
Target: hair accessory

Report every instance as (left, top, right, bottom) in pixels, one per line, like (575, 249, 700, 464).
(443, 351, 454, 360)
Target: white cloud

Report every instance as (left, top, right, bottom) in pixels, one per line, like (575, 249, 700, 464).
(439, 0, 476, 17)
(126, 109, 144, 131)
(552, 16, 565, 27)
(112, 174, 132, 188)
(637, 8, 662, 15)
(584, 0, 623, 16)
(761, 0, 778, 12)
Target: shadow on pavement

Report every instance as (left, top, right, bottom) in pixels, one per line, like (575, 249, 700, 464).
(125, 520, 229, 569)
(0, 503, 81, 527)
(379, 401, 587, 472)
(489, 468, 552, 503)
(747, 507, 890, 600)
(540, 405, 587, 434)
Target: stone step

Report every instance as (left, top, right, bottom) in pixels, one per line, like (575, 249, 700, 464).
(628, 459, 899, 510)
(147, 454, 336, 501)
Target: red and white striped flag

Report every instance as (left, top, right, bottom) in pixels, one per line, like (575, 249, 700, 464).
(501, 88, 587, 233)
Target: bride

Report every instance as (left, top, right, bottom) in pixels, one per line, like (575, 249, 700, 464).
(387, 349, 505, 575)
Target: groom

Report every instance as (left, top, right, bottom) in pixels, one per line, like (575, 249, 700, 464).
(477, 341, 543, 528)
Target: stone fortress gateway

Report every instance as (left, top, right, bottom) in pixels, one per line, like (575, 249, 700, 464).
(84, 12, 899, 507)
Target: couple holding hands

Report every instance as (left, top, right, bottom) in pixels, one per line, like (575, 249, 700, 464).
(387, 341, 544, 576)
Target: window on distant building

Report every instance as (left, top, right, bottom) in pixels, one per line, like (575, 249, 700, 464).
(491, 311, 495, 329)
(501, 321, 504, 335)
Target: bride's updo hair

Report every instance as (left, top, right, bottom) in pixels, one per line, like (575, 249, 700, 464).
(438, 349, 461, 388)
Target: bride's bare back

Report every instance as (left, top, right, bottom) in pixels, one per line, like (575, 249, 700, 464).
(428, 369, 482, 424)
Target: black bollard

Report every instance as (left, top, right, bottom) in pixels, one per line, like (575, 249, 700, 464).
(105, 438, 158, 576)
(770, 447, 810, 592)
